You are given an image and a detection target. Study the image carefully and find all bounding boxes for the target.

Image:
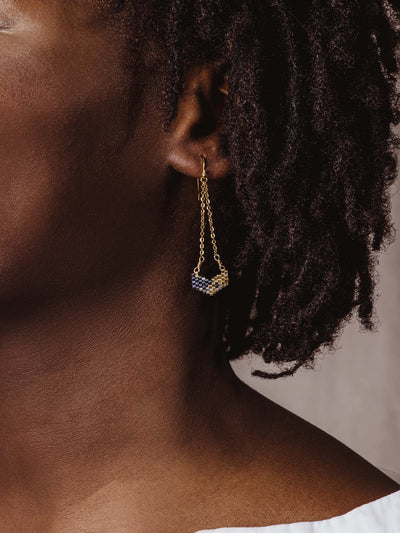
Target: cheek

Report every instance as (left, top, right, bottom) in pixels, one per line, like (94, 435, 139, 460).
(0, 27, 138, 295)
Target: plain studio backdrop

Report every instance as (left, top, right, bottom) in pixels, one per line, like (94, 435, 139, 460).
(232, 127, 400, 485)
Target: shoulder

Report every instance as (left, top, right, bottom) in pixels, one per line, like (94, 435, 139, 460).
(217, 381, 400, 526)
(193, 491, 400, 533)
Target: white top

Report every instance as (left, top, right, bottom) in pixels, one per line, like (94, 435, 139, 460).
(194, 489, 400, 532)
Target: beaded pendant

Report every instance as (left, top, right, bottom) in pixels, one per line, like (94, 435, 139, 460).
(191, 269, 229, 296)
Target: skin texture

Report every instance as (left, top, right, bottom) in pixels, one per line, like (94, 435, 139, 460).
(0, 1, 398, 532)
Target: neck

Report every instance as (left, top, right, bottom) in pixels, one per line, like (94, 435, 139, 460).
(0, 252, 244, 510)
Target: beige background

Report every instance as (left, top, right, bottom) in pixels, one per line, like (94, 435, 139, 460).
(232, 155, 400, 484)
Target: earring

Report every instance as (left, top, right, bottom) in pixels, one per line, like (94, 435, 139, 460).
(191, 155, 229, 296)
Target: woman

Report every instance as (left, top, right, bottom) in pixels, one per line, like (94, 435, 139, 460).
(0, 0, 399, 531)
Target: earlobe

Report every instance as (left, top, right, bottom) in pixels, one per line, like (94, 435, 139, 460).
(167, 134, 232, 181)
(165, 64, 232, 180)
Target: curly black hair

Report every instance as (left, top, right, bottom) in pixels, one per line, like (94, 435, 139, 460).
(122, 1, 400, 378)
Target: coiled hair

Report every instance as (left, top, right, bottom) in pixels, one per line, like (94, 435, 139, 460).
(124, 1, 400, 378)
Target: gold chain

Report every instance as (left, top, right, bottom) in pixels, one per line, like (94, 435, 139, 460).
(193, 156, 227, 275)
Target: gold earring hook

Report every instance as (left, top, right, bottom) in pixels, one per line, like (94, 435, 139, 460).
(201, 154, 206, 175)
(197, 155, 207, 200)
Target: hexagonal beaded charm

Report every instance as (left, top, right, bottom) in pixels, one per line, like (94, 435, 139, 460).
(191, 269, 229, 296)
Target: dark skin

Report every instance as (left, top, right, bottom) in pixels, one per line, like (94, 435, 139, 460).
(0, 1, 398, 532)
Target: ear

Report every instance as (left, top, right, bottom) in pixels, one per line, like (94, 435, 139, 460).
(165, 62, 232, 180)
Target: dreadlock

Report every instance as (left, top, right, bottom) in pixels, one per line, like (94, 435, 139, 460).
(127, 1, 400, 378)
